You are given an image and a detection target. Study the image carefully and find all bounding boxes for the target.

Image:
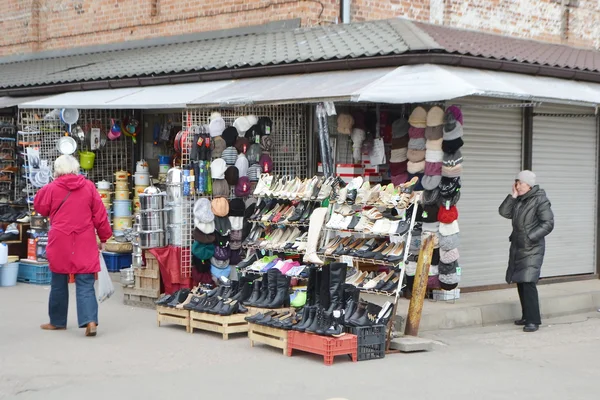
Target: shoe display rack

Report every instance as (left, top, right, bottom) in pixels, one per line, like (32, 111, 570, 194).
(190, 311, 249, 340)
(156, 306, 191, 332)
(0, 123, 16, 204)
(248, 323, 290, 355)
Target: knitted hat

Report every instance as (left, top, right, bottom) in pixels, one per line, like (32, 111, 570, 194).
(440, 248, 460, 264)
(440, 281, 459, 290)
(209, 117, 226, 137)
(225, 166, 239, 186)
(211, 197, 229, 217)
(444, 112, 458, 132)
(441, 190, 461, 207)
(425, 126, 443, 140)
(247, 143, 261, 164)
(214, 233, 230, 247)
(214, 216, 232, 236)
(210, 158, 227, 179)
(212, 179, 230, 198)
(192, 242, 215, 260)
(337, 113, 354, 135)
(439, 220, 460, 236)
(229, 216, 244, 231)
(230, 229, 243, 241)
(247, 164, 261, 182)
(389, 161, 408, 176)
(424, 161, 442, 176)
(235, 177, 251, 197)
(233, 116, 252, 135)
(421, 175, 442, 191)
(407, 160, 425, 174)
(427, 106, 445, 127)
(245, 125, 261, 142)
(230, 238, 242, 251)
(443, 124, 464, 141)
(222, 147, 238, 165)
(439, 272, 460, 286)
(222, 127, 238, 147)
(235, 154, 249, 177)
(517, 170, 536, 187)
(425, 150, 444, 163)
(235, 137, 250, 154)
(443, 150, 463, 167)
(193, 228, 215, 244)
(258, 117, 273, 136)
(438, 205, 459, 224)
(193, 198, 214, 223)
(228, 198, 245, 217)
(442, 137, 464, 154)
(259, 154, 273, 173)
(407, 149, 426, 163)
(422, 222, 440, 232)
(196, 221, 215, 235)
(442, 164, 463, 178)
(422, 188, 441, 206)
(212, 136, 226, 158)
(431, 248, 440, 265)
(421, 204, 439, 223)
(409, 107, 427, 128)
(426, 138, 443, 151)
(213, 245, 231, 261)
(408, 126, 426, 139)
(260, 135, 273, 153)
(446, 105, 463, 125)
(392, 135, 410, 149)
(439, 260, 458, 275)
(408, 138, 426, 151)
(390, 147, 408, 163)
(439, 177, 461, 197)
(392, 118, 409, 138)
(439, 233, 460, 251)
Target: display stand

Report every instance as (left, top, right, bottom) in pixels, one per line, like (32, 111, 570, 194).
(287, 331, 358, 366)
(189, 311, 249, 340)
(248, 323, 289, 354)
(156, 306, 191, 332)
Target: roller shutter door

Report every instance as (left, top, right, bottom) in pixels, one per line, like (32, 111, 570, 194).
(456, 97, 523, 287)
(532, 104, 598, 278)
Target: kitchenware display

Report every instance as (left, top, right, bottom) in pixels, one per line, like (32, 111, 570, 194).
(134, 185, 147, 196)
(139, 209, 166, 231)
(97, 189, 111, 201)
(133, 198, 141, 211)
(143, 185, 161, 195)
(132, 250, 143, 268)
(139, 230, 165, 249)
(167, 223, 184, 246)
(79, 151, 95, 170)
(96, 180, 111, 190)
(74, 125, 85, 143)
(108, 119, 121, 140)
(139, 192, 166, 210)
(60, 108, 79, 133)
(114, 170, 130, 181)
(102, 201, 111, 210)
(159, 164, 170, 175)
(113, 200, 132, 217)
(113, 216, 133, 231)
(166, 202, 183, 224)
(114, 190, 130, 201)
(134, 172, 150, 186)
(158, 155, 172, 165)
(166, 167, 183, 184)
(57, 135, 77, 155)
(115, 181, 129, 191)
(90, 128, 101, 151)
(136, 160, 149, 173)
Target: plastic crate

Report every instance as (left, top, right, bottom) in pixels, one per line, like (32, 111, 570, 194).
(348, 325, 386, 361)
(287, 331, 357, 366)
(102, 251, 132, 272)
(17, 262, 51, 285)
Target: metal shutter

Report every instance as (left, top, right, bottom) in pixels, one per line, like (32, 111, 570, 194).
(532, 104, 598, 278)
(454, 97, 523, 287)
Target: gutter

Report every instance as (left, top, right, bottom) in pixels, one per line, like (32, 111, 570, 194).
(1, 52, 599, 97)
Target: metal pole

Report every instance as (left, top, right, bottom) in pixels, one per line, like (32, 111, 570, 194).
(404, 234, 434, 337)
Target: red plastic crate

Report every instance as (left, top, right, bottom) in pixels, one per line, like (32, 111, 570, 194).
(287, 331, 358, 366)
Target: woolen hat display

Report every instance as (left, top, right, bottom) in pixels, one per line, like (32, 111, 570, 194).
(422, 222, 440, 232)
(439, 272, 460, 285)
(407, 149, 426, 163)
(424, 161, 442, 176)
(440, 248, 460, 264)
(196, 220, 215, 234)
(212, 179, 230, 198)
(222, 146, 238, 165)
(214, 216, 232, 236)
(444, 112, 458, 132)
(209, 117, 226, 137)
(431, 248, 440, 266)
(247, 164, 261, 182)
(442, 164, 463, 178)
(439, 177, 461, 197)
(210, 265, 231, 278)
(426, 138, 443, 151)
(392, 118, 409, 138)
(235, 176, 251, 196)
(235, 137, 250, 154)
(230, 230, 243, 241)
(229, 198, 245, 217)
(390, 147, 408, 163)
(259, 154, 273, 173)
(193, 228, 215, 244)
(517, 170, 536, 187)
(439, 220, 460, 236)
(425, 125, 444, 140)
(422, 175, 442, 191)
(261, 135, 273, 153)
(245, 125, 261, 141)
(408, 138, 426, 150)
(193, 198, 214, 223)
(446, 105, 464, 125)
(408, 126, 426, 139)
(441, 190, 461, 207)
(422, 188, 441, 205)
(439, 233, 460, 251)
(230, 249, 243, 266)
(213, 245, 231, 261)
(409, 106, 428, 128)
(225, 166, 239, 186)
(438, 205, 459, 224)
(212, 136, 226, 158)
(222, 127, 238, 147)
(211, 257, 229, 268)
(392, 135, 410, 149)
(439, 260, 458, 275)
(443, 150, 463, 167)
(230, 239, 242, 251)
(235, 154, 249, 177)
(407, 160, 426, 174)
(389, 161, 408, 176)
(443, 123, 464, 141)
(192, 242, 215, 260)
(425, 150, 444, 163)
(210, 158, 227, 179)
(247, 143, 262, 164)
(337, 113, 355, 135)
(211, 197, 229, 217)
(426, 106, 445, 127)
(214, 233, 230, 247)
(258, 117, 273, 136)
(229, 216, 244, 231)
(233, 116, 252, 135)
(421, 204, 440, 223)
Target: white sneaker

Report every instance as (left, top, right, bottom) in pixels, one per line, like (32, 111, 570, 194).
(17, 215, 31, 223)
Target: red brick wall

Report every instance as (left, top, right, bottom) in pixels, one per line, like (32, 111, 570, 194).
(0, 0, 598, 57)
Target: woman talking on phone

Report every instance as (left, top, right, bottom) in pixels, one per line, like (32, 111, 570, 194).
(499, 170, 554, 333)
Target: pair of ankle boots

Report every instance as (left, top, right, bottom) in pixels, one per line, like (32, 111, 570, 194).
(244, 268, 291, 309)
(292, 306, 344, 337)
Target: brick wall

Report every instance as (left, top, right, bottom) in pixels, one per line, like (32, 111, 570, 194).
(0, 0, 598, 57)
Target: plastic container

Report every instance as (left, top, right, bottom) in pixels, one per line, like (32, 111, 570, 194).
(158, 155, 172, 165)
(0, 262, 19, 286)
(79, 151, 95, 170)
(102, 251, 133, 272)
(348, 325, 386, 361)
(113, 200, 132, 217)
(17, 262, 51, 285)
(287, 331, 358, 366)
(0, 243, 8, 265)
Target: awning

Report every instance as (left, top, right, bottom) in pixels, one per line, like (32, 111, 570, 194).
(354, 64, 600, 106)
(0, 95, 46, 109)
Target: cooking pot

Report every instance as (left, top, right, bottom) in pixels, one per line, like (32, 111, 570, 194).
(136, 159, 149, 173)
(139, 230, 165, 249)
(166, 167, 183, 185)
(113, 216, 133, 231)
(143, 185, 161, 195)
(134, 172, 150, 186)
(115, 181, 129, 191)
(166, 184, 183, 203)
(96, 180, 111, 190)
(113, 200, 132, 217)
(31, 215, 49, 230)
(139, 209, 166, 231)
(139, 193, 166, 210)
(165, 202, 183, 224)
(132, 253, 143, 268)
(97, 189, 111, 201)
(57, 136, 77, 155)
(114, 190, 130, 201)
(120, 267, 134, 287)
(133, 198, 141, 211)
(167, 223, 184, 246)
(114, 170, 130, 181)
(134, 185, 147, 196)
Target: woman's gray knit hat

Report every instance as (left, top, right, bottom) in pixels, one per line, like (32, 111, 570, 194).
(439, 233, 460, 251)
(193, 198, 214, 223)
(443, 123, 464, 141)
(408, 138, 426, 151)
(439, 260, 458, 275)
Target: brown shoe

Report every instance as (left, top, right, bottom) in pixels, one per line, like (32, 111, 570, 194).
(85, 322, 97, 337)
(40, 323, 65, 331)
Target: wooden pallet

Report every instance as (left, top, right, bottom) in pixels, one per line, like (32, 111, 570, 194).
(122, 252, 161, 307)
(246, 306, 293, 315)
(123, 293, 156, 309)
(157, 306, 190, 332)
(248, 323, 290, 355)
(189, 311, 249, 340)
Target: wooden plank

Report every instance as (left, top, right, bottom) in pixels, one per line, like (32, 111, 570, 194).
(123, 286, 160, 298)
(134, 268, 160, 279)
(248, 323, 289, 355)
(157, 306, 190, 332)
(189, 311, 249, 340)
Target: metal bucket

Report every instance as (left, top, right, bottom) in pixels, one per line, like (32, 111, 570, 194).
(139, 193, 166, 210)
(113, 200, 132, 217)
(120, 267, 134, 287)
(139, 230, 165, 249)
(139, 209, 166, 231)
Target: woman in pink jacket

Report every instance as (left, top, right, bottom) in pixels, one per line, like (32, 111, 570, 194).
(34, 155, 112, 337)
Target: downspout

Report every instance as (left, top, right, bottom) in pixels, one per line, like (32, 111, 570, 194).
(341, 0, 351, 24)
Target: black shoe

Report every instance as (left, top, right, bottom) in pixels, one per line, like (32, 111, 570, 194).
(292, 306, 315, 332)
(219, 300, 240, 316)
(287, 202, 306, 223)
(305, 307, 323, 333)
(523, 323, 539, 332)
(514, 319, 527, 326)
(155, 293, 175, 305)
(243, 280, 261, 306)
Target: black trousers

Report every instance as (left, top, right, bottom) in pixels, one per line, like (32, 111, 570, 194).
(517, 282, 541, 325)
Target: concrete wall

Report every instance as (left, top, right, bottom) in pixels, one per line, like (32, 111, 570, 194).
(0, 0, 598, 57)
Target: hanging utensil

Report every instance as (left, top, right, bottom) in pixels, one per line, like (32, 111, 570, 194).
(60, 108, 79, 134)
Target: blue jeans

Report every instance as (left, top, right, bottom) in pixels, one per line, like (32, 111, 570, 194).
(49, 273, 98, 328)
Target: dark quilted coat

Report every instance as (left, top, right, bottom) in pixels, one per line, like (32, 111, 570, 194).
(499, 186, 554, 283)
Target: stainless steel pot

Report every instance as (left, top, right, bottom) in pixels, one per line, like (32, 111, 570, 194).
(165, 202, 183, 224)
(167, 223, 185, 246)
(139, 193, 166, 210)
(120, 267, 134, 287)
(166, 184, 182, 203)
(139, 230, 165, 249)
(139, 209, 166, 231)
(166, 167, 183, 185)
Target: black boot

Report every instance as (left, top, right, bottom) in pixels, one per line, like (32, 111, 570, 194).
(255, 268, 279, 308)
(231, 278, 253, 302)
(350, 303, 381, 327)
(316, 310, 332, 335)
(306, 267, 318, 306)
(265, 271, 290, 308)
(347, 302, 367, 326)
(252, 274, 270, 307)
(325, 310, 345, 337)
(343, 298, 356, 326)
(292, 307, 315, 332)
(219, 300, 240, 316)
(243, 280, 261, 306)
(320, 264, 331, 311)
(326, 262, 347, 313)
(305, 307, 323, 333)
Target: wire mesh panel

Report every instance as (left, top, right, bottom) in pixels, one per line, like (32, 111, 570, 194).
(180, 104, 309, 278)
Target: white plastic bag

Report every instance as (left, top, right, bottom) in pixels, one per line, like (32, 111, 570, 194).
(97, 253, 114, 303)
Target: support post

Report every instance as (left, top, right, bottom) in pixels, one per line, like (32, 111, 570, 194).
(404, 235, 434, 337)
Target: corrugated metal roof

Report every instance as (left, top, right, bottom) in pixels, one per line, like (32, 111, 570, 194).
(0, 19, 438, 89)
(416, 22, 600, 72)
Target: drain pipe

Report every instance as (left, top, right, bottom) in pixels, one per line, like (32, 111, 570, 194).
(341, 0, 351, 23)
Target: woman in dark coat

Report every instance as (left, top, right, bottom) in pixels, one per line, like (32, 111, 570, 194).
(499, 170, 554, 332)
